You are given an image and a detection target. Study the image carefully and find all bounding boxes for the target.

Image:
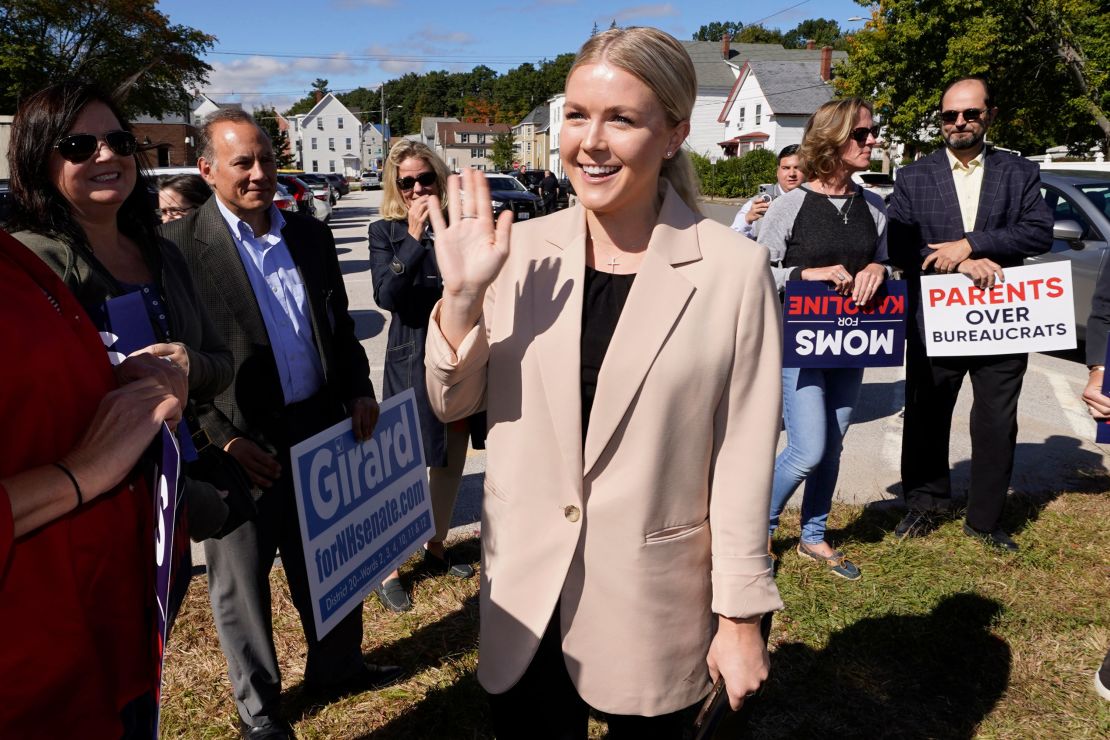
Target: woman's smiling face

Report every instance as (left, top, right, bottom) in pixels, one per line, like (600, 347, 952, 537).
(560, 61, 687, 216)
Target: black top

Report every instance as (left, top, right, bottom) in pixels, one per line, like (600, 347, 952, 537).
(781, 186, 879, 279)
(581, 265, 635, 442)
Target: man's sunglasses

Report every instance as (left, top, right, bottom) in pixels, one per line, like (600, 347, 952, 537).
(939, 108, 985, 124)
(849, 125, 881, 144)
(396, 172, 437, 191)
(54, 130, 137, 163)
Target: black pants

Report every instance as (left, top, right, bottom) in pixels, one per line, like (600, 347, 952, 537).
(488, 605, 702, 740)
(900, 331, 1028, 531)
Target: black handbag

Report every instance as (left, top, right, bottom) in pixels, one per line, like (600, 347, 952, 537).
(183, 406, 258, 540)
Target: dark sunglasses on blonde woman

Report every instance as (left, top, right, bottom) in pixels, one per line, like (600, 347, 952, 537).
(54, 130, 138, 163)
(396, 172, 437, 191)
(848, 125, 881, 145)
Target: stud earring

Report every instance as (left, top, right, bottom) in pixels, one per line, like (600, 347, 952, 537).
(665, 150, 672, 158)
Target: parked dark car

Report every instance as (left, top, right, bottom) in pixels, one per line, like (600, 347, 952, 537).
(0, 179, 12, 226)
(322, 173, 349, 197)
(1028, 170, 1110, 340)
(558, 176, 574, 210)
(485, 174, 542, 222)
(299, 173, 337, 205)
(276, 174, 317, 218)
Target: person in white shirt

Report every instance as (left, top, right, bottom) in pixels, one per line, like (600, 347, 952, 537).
(730, 144, 805, 239)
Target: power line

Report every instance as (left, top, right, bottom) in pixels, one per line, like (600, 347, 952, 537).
(747, 0, 814, 28)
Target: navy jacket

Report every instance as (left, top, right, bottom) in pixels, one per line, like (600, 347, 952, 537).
(368, 218, 485, 467)
(887, 147, 1053, 329)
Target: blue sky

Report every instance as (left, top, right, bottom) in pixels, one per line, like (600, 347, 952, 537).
(160, 0, 869, 114)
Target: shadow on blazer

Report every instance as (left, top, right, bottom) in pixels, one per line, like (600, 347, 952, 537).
(425, 182, 786, 716)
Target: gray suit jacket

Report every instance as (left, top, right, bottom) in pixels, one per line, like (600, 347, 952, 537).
(160, 198, 373, 452)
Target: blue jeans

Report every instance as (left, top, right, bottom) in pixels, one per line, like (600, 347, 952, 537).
(769, 366, 864, 545)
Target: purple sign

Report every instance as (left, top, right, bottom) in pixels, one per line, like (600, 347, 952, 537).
(782, 281, 908, 368)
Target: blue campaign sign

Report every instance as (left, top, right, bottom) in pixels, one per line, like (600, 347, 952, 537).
(1098, 344, 1110, 444)
(782, 281, 908, 368)
(290, 389, 431, 638)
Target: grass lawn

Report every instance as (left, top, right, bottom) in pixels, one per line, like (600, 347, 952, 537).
(161, 492, 1109, 738)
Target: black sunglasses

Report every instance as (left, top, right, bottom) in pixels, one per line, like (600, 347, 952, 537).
(939, 108, 985, 124)
(848, 125, 881, 144)
(396, 172, 437, 191)
(54, 130, 137, 163)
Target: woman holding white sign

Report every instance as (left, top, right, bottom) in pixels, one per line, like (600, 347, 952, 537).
(757, 97, 890, 581)
(424, 27, 783, 735)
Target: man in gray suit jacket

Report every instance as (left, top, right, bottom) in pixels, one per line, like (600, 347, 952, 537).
(887, 77, 1052, 552)
(162, 109, 401, 739)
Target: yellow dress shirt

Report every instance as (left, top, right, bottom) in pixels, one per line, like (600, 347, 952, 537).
(946, 148, 985, 234)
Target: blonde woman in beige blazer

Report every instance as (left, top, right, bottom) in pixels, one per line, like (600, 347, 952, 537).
(425, 28, 784, 738)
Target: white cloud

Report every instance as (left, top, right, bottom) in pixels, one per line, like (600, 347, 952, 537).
(602, 3, 679, 23)
(202, 54, 367, 111)
(364, 44, 426, 75)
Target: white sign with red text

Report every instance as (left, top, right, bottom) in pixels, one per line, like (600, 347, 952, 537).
(922, 262, 1076, 356)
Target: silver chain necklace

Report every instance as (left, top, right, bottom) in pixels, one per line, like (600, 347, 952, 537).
(833, 193, 856, 224)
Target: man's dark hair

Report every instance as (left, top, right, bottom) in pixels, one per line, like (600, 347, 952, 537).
(778, 144, 800, 161)
(197, 108, 267, 163)
(939, 75, 993, 109)
(7, 80, 158, 251)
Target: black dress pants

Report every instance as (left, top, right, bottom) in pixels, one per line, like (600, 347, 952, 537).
(488, 605, 702, 740)
(900, 331, 1028, 531)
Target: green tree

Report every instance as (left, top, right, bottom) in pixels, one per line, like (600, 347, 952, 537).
(836, 0, 1109, 154)
(0, 0, 214, 118)
(733, 25, 785, 44)
(692, 21, 745, 41)
(489, 132, 515, 171)
(286, 78, 330, 116)
(783, 18, 849, 50)
(254, 106, 295, 168)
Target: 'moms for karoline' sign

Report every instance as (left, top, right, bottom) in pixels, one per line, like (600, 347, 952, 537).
(291, 389, 432, 638)
(921, 262, 1076, 356)
(782, 281, 908, 368)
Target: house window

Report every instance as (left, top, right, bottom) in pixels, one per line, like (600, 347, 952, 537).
(311, 137, 317, 150)
(459, 133, 469, 143)
(739, 107, 745, 128)
(328, 138, 335, 149)
(311, 159, 318, 170)
(329, 160, 336, 172)
(316, 118, 323, 130)
(471, 148, 482, 158)
(755, 105, 761, 125)
(338, 117, 344, 129)
(478, 134, 486, 144)
(345, 138, 352, 150)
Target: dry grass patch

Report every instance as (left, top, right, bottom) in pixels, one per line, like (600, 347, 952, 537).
(162, 494, 1109, 738)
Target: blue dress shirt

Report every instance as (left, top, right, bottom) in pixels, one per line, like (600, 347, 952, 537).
(215, 196, 325, 404)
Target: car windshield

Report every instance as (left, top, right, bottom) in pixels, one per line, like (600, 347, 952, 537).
(1077, 184, 1110, 220)
(487, 176, 527, 192)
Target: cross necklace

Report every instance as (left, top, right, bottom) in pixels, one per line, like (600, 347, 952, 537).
(606, 255, 620, 272)
(833, 193, 856, 224)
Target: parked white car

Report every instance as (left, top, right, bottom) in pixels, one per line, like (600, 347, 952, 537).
(361, 171, 380, 190)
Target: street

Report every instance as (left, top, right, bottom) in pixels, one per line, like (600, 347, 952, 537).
(194, 189, 1108, 569)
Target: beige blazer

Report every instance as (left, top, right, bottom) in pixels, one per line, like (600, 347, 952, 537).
(425, 182, 785, 716)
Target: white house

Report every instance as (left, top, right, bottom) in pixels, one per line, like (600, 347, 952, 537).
(680, 39, 847, 161)
(361, 123, 391, 173)
(548, 94, 565, 178)
(290, 93, 363, 176)
(716, 56, 837, 157)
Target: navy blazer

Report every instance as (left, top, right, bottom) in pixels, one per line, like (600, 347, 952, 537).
(368, 218, 485, 467)
(887, 147, 1053, 315)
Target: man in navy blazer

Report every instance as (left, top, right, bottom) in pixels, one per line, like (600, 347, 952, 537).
(887, 76, 1053, 551)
